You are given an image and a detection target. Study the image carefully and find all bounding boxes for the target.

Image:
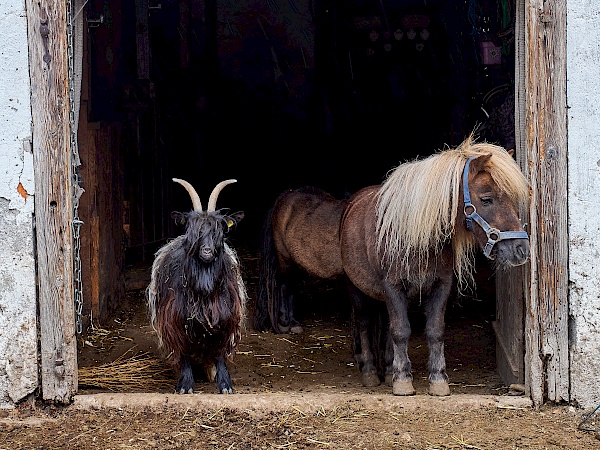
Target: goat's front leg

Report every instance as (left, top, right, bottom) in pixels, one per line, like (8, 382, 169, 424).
(176, 357, 195, 394)
(213, 356, 234, 394)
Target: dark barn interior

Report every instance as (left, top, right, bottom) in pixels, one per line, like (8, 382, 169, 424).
(77, 0, 517, 343)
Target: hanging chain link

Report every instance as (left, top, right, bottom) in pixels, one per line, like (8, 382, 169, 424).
(66, 0, 84, 335)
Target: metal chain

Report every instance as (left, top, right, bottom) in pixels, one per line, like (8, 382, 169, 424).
(66, 0, 84, 335)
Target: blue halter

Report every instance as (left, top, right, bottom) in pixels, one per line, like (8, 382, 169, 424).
(462, 156, 529, 259)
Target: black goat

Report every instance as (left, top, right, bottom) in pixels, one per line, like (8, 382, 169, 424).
(146, 178, 246, 394)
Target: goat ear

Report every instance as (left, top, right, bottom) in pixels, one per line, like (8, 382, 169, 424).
(227, 211, 244, 228)
(171, 211, 186, 226)
(507, 149, 515, 157)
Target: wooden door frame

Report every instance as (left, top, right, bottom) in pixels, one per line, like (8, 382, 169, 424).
(517, 0, 569, 406)
(26, 0, 571, 406)
(26, 0, 78, 403)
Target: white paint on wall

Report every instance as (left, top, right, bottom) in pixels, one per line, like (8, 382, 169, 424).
(567, 1, 600, 410)
(0, 0, 38, 407)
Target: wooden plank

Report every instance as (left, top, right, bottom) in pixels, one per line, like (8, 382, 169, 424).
(522, 0, 569, 406)
(25, 0, 77, 403)
(77, 102, 100, 329)
(494, 264, 525, 385)
(136, 0, 151, 79)
(96, 126, 126, 323)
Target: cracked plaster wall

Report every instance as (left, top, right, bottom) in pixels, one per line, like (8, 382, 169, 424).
(567, 1, 600, 410)
(0, 0, 38, 407)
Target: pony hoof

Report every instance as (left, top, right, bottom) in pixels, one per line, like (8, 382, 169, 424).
(428, 381, 451, 396)
(392, 380, 416, 396)
(289, 325, 303, 334)
(384, 374, 393, 387)
(361, 371, 381, 387)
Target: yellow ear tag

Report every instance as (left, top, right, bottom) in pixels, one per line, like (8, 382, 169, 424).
(227, 219, 234, 228)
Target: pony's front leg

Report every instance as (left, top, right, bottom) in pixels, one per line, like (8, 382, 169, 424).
(424, 280, 452, 396)
(385, 287, 415, 395)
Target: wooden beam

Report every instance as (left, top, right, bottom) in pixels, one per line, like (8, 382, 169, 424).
(521, 0, 569, 406)
(25, 0, 78, 403)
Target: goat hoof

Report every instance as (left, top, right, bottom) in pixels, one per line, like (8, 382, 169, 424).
(392, 380, 416, 396)
(220, 387, 233, 394)
(428, 381, 450, 396)
(290, 325, 303, 334)
(176, 388, 193, 394)
(361, 371, 381, 387)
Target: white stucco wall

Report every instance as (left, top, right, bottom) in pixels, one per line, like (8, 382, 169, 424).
(567, 1, 600, 410)
(0, 0, 38, 407)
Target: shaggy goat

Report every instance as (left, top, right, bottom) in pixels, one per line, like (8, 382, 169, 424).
(147, 178, 246, 394)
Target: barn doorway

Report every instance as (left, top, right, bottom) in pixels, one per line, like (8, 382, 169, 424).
(76, 0, 521, 393)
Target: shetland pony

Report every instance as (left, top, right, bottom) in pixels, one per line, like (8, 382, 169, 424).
(341, 136, 529, 395)
(254, 186, 348, 333)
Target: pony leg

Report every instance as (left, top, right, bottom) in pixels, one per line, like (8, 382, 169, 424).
(175, 357, 195, 394)
(424, 281, 452, 396)
(213, 356, 234, 394)
(348, 283, 380, 387)
(287, 296, 303, 334)
(384, 325, 394, 386)
(369, 299, 393, 386)
(279, 283, 303, 334)
(385, 287, 415, 396)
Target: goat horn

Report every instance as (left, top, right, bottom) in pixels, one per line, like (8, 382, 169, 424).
(207, 179, 237, 212)
(172, 178, 203, 212)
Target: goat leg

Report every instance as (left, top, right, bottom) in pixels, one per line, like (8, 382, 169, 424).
(176, 357, 195, 394)
(214, 356, 233, 394)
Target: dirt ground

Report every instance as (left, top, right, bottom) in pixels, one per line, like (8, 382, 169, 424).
(2, 256, 600, 449)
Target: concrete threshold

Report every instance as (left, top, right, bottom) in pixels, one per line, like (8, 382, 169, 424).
(72, 392, 533, 413)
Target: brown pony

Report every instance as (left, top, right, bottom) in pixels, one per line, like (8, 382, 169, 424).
(341, 135, 529, 395)
(253, 186, 348, 334)
(255, 136, 530, 396)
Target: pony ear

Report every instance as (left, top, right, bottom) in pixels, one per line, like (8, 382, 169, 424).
(469, 153, 493, 174)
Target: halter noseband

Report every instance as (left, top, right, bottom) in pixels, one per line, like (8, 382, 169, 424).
(463, 156, 529, 259)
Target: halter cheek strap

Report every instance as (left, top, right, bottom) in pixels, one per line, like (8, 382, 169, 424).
(463, 156, 529, 259)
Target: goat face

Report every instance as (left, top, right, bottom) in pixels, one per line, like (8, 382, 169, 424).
(172, 210, 245, 264)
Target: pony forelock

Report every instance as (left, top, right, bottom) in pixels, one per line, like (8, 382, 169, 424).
(375, 134, 529, 289)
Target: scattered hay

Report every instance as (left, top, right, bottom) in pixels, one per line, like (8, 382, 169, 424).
(78, 347, 174, 392)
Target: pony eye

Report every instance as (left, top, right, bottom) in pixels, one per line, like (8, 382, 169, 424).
(480, 196, 493, 206)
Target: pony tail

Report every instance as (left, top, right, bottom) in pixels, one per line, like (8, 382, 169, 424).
(254, 207, 280, 331)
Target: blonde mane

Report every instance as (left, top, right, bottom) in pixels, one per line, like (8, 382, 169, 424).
(375, 135, 529, 290)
